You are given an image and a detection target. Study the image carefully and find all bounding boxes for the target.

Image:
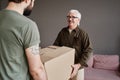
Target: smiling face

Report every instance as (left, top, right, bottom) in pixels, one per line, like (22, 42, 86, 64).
(67, 12, 80, 29)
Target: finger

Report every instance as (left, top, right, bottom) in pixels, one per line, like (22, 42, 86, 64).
(70, 65, 75, 74)
(71, 64, 75, 68)
(70, 71, 76, 78)
(68, 78, 72, 80)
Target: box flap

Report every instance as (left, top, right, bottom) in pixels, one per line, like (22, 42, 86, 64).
(40, 46, 74, 62)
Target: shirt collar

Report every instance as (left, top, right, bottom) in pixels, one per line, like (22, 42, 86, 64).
(67, 26, 79, 33)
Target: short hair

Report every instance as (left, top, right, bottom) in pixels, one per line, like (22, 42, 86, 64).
(68, 9, 81, 19)
(8, 0, 24, 3)
(68, 9, 81, 26)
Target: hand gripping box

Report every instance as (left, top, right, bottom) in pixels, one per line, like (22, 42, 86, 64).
(40, 46, 75, 80)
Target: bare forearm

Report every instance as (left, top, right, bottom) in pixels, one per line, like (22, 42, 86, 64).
(25, 44, 48, 80)
(30, 67, 48, 80)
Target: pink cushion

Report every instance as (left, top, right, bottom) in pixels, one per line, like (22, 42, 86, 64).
(93, 54, 119, 70)
(85, 68, 120, 80)
(87, 55, 94, 67)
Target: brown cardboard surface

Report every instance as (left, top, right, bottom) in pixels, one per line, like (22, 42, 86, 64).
(40, 46, 75, 80)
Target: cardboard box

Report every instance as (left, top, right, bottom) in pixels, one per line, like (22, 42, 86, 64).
(40, 46, 75, 80)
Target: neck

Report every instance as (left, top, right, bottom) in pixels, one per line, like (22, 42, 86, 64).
(6, 2, 24, 15)
(69, 25, 77, 30)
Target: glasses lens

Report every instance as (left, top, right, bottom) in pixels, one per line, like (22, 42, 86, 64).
(67, 16, 78, 19)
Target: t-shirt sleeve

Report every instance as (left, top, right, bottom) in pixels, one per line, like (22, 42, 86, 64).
(21, 22, 40, 49)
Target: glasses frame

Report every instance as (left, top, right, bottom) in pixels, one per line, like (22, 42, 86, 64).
(67, 16, 78, 19)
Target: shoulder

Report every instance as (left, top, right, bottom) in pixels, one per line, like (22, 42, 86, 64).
(78, 27, 88, 35)
(77, 27, 89, 38)
(57, 27, 68, 35)
(79, 27, 86, 33)
(61, 27, 68, 32)
(21, 16, 36, 26)
(10, 10, 37, 28)
(18, 16, 38, 30)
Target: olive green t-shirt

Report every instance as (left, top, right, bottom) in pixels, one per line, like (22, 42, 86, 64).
(0, 9, 40, 80)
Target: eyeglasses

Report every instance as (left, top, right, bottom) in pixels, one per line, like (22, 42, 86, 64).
(67, 16, 78, 19)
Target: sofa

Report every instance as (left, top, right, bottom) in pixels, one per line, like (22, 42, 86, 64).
(85, 54, 120, 80)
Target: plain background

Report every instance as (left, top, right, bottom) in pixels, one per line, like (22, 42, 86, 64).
(0, 0, 120, 55)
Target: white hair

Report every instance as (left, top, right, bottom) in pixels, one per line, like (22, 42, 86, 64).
(68, 9, 81, 26)
(68, 9, 81, 19)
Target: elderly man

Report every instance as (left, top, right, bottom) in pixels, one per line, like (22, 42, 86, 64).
(53, 9, 93, 80)
(0, 0, 47, 80)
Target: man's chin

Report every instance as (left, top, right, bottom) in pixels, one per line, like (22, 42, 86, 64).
(68, 24, 73, 27)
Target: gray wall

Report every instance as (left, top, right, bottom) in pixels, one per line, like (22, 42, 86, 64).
(1, 0, 120, 55)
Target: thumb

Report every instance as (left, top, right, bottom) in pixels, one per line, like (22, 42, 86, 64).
(71, 64, 75, 68)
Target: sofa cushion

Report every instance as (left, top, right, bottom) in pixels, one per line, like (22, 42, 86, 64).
(87, 55, 94, 67)
(93, 54, 119, 70)
(85, 68, 120, 80)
